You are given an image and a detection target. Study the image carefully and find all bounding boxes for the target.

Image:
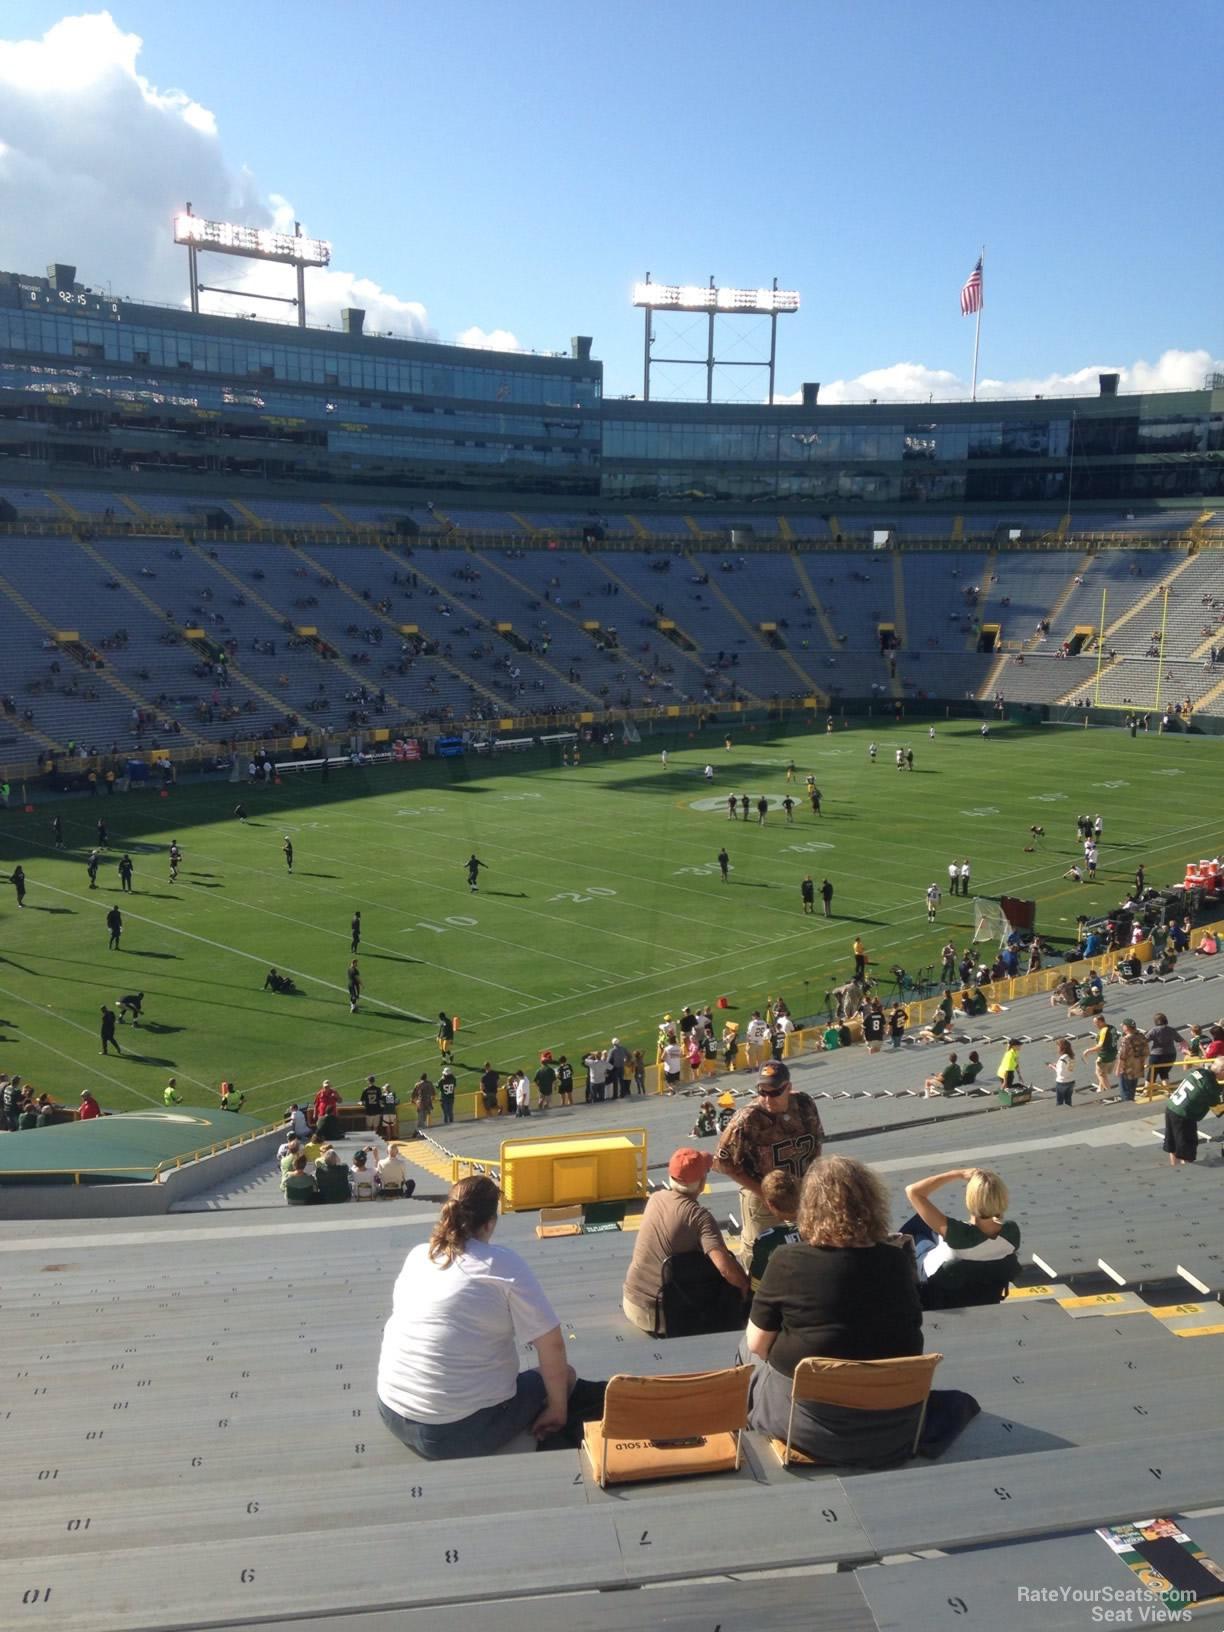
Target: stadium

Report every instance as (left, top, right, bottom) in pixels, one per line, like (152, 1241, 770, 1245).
(3, 243, 1224, 1632)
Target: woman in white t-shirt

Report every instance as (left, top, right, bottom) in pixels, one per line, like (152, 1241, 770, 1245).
(377, 1175, 575, 1459)
(901, 1167, 1020, 1310)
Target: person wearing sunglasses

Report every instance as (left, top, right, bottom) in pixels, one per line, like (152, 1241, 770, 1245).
(714, 1060, 825, 1269)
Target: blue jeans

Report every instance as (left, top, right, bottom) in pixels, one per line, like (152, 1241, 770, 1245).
(1117, 1075, 1137, 1103)
(378, 1370, 546, 1460)
(901, 1214, 939, 1278)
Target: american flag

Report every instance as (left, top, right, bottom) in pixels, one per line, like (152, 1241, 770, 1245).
(960, 258, 983, 317)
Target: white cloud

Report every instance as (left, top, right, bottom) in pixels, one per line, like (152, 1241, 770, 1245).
(0, 11, 434, 339)
(778, 349, 1222, 406)
(456, 325, 522, 352)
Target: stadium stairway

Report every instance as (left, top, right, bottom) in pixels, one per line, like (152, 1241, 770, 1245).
(684, 550, 819, 699)
(373, 546, 606, 712)
(184, 541, 409, 715)
(594, 552, 760, 700)
(789, 552, 841, 648)
(294, 544, 510, 719)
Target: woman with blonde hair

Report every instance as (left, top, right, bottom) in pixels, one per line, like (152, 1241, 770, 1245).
(740, 1155, 923, 1466)
(902, 1166, 1020, 1309)
(376, 1175, 576, 1458)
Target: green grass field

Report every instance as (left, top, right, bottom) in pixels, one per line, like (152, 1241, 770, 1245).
(1, 720, 1219, 1121)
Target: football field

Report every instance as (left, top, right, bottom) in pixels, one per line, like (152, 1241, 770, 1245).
(0, 719, 1219, 1121)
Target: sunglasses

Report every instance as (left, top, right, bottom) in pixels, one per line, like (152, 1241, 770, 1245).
(757, 1083, 789, 1097)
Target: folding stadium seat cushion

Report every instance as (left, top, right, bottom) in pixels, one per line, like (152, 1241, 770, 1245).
(769, 1353, 942, 1468)
(582, 1366, 752, 1487)
(352, 1178, 376, 1201)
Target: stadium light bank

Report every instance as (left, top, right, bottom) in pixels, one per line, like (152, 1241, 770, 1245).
(632, 273, 800, 404)
(173, 204, 332, 328)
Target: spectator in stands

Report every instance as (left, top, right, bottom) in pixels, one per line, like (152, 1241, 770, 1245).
(923, 1053, 962, 1099)
(285, 1104, 309, 1140)
(79, 1089, 102, 1121)
(315, 1149, 352, 1204)
(1047, 1038, 1076, 1106)
(715, 1060, 825, 1268)
(740, 1156, 923, 1466)
(960, 1051, 984, 1086)
(1083, 1017, 1118, 1095)
(1163, 1059, 1224, 1166)
(1116, 1020, 1149, 1103)
(480, 1062, 501, 1115)
(284, 1154, 318, 1205)
(371, 1143, 415, 1197)
(622, 1148, 748, 1336)
(376, 1175, 579, 1458)
(1146, 1013, 1186, 1085)
(902, 1168, 1020, 1308)
(748, 1170, 801, 1290)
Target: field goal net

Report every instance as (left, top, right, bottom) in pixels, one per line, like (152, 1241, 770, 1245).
(972, 896, 1010, 948)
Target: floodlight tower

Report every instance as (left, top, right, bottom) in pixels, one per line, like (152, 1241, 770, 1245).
(632, 274, 800, 403)
(173, 203, 332, 327)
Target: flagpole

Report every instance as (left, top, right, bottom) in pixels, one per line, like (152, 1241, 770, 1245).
(970, 245, 985, 402)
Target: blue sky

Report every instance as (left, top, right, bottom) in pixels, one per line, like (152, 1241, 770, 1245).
(1, 2, 1220, 402)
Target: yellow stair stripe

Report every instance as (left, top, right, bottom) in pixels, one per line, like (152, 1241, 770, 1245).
(777, 515, 795, 543)
(789, 552, 840, 650)
(322, 503, 353, 529)
(827, 515, 841, 541)
(509, 511, 539, 538)
(625, 515, 649, 540)
(48, 490, 82, 522)
(951, 515, 964, 543)
(119, 494, 152, 522)
(226, 497, 265, 528)
(977, 648, 1009, 701)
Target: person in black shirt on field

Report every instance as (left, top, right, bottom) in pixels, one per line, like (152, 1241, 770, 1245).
(117, 992, 144, 1025)
(99, 1004, 121, 1055)
(718, 848, 730, 882)
(740, 794, 750, 821)
(351, 911, 362, 953)
(801, 876, 815, 915)
(283, 836, 294, 874)
(480, 1062, 501, 1115)
(52, 814, 63, 849)
(466, 855, 486, 893)
(87, 850, 101, 889)
(97, 818, 108, 848)
(9, 865, 26, 907)
(810, 786, 822, 817)
(118, 854, 134, 893)
(782, 795, 795, 824)
(234, 803, 248, 824)
(106, 905, 123, 951)
(347, 959, 361, 1013)
(820, 878, 834, 918)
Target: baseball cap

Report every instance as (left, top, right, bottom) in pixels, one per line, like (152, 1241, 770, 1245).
(668, 1148, 714, 1189)
(1123, 1018, 1137, 1028)
(757, 1060, 791, 1096)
